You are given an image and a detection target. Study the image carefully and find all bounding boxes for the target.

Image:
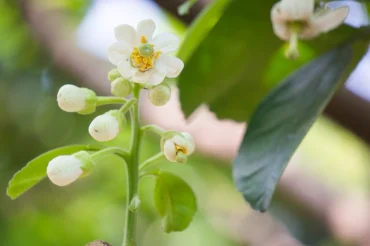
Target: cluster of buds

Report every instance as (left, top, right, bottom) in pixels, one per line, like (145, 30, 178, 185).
(47, 19, 194, 187)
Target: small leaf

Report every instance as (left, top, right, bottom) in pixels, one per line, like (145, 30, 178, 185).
(233, 43, 366, 212)
(178, 0, 198, 16)
(7, 144, 101, 200)
(154, 171, 197, 232)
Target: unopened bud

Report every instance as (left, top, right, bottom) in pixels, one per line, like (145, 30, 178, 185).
(57, 84, 97, 114)
(47, 151, 94, 186)
(108, 68, 121, 82)
(88, 110, 124, 142)
(148, 84, 171, 106)
(111, 78, 132, 97)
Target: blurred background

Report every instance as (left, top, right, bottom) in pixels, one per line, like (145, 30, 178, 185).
(1, 0, 370, 245)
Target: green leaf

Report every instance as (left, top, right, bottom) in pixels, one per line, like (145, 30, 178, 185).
(178, 0, 363, 122)
(7, 144, 101, 200)
(233, 41, 368, 212)
(177, 0, 231, 63)
(154, 171, 197, 232)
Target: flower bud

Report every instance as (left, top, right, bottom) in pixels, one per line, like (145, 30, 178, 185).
(57, 84, 97, 114)
(47, 151, 94, 186)
(111, 78, 132, 97)
(148, 83, 171, 106)
(108, 68, 122, 82)
(161, 131, 195, 163)
(88, 110, 125, 142)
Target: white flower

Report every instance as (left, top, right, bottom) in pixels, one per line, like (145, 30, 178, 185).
(163, 132, 195, 163)
(57, 84, 97, 114)
(47, 155, 83, 186)
(89, 110, 122, 142)
(108, 19, 184, 86)
(271, 0, 349, 58)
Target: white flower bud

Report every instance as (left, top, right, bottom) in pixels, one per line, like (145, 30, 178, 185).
(162, 132, 195, 163)
(57, 84, 97, 114)
(111, 78, 132, 97)
(47, 151, 94, 186)
(89, 110, 124, 142)
(148, 83, 171, 106)
(108, 68, 121, 82)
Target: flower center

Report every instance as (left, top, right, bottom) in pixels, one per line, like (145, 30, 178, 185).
(131, 36, 161, 72)
(175, 143, 187, 155)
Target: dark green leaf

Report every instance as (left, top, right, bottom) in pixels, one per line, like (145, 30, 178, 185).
(154, 171, 197, 232)
(233, 42, 367, 212)
(7, 144, 101, 200)
(178, 0, 363, 122)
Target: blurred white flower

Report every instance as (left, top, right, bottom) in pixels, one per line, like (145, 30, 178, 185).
(271, 0, 349, 58)
(108, 19, 184, 86)
(163, 132, 195, 163)
(89, 110, 122, 142)
(47, 156, 83, 186)
(57, 84, 97, 114)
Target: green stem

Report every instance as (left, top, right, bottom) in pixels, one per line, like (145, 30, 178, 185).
(97, 96, 127, 106)
(122, 84, 141, 246)
(139, 152, 164, 171)
(140, 124, 165, 137)
(91, 147, 129, 161)
(119, 98, 137, 115)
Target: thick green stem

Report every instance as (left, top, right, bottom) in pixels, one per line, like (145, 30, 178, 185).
(97, 96, 128, 106)
(122, 84, 141, 246)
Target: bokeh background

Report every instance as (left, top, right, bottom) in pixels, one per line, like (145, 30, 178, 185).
(2, 0, 370, 245)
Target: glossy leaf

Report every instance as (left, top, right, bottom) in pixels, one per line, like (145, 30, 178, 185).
(154, 171, 197, 232)
(7, 145, 101, 200)
(178, 0, 362, 122)
(233, 42, 367, 212)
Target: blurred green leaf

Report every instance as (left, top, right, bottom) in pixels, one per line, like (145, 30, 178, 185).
(178, 0, 198, 16)
(7, 145, 101, 200)
(178, 0, 363, 122)
(153, 171, 197, 232)
(233, 40, 368, 212)
(177, 0, 230, 63)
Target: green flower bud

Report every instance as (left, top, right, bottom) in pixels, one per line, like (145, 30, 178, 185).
(148, 83, 171, 106)
(111, 78, 132, 97)
(108, 68, 121, 82)
(88, 110, 125, 142)
(57, 84, 97, 115)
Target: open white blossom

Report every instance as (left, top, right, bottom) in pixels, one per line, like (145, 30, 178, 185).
(47, 155, 84, 186)
(271, 0, 349, 58)
(89, 111, 121, 142)
(108, 19, 184, 86)
(163, 132, 195, 163)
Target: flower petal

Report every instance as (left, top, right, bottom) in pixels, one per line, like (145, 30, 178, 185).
(132, 70, 153, 84)
(279, 0, 314, 20)
(146, 69, 166, 86)
(137, 19, 156, 42)
(164, 140, 176, 162)
(152, 33, 180, 54)
(181, 132, 195, 155)
(312, 7, 349, 33)
(47, 155, 83, 186)
(156, 56, 184, 78)
(271, 3, 290, 41)
(108, 42, 132, 65)
(114, 24, 136, 46)
(118, 59, 136, 79)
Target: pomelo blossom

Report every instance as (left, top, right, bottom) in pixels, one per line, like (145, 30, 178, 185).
(271, 0, 349, 58)
(108, 19, 184, 86)
(163, 132, 195, 163)
(57, 84, 97, 114)
(47, 151, 93, 186)
(89, 110, 124, 142)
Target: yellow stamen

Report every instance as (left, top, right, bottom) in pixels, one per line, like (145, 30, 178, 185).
(175, 144, 187, 155)
(130, 35, 162, 72)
